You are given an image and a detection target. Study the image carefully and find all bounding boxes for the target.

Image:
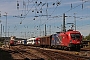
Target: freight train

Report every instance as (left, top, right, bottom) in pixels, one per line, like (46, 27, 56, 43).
(9, 29, 82, 51)
(37, 29, 82, 51)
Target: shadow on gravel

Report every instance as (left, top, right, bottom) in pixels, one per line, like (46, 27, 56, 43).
(24, 58, 45, 60)
(0, 48, 45, 60)
(0, 48, 13, 60)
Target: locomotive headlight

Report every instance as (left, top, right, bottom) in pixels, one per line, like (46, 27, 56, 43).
(77, 41, 80, 43)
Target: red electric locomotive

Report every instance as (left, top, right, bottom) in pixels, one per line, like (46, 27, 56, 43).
(56, 29, 82, 50)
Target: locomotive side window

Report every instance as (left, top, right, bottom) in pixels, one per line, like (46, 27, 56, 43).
(71, 34, 80, 39)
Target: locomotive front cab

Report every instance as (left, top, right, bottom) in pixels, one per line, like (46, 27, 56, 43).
(70, 33, 81, 44)
(68, 31, 82, 50)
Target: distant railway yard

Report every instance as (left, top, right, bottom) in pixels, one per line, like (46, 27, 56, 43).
(0, 27, 90, 60)
(0, 45, 90, 60)
(0, 29, 90, 60)
(0, 0, 90, 60)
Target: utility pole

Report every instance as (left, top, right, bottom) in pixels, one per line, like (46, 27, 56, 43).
(3, 12, 7, 38)
(49, 25, 51, 35)
(45, 24, 46, 36)
(63, 13, 68, 32)
(63, 13, 65, 32)
(74, 13, 76, 31)
(0, 11, 2, 37)
(1, 24, 2, 37)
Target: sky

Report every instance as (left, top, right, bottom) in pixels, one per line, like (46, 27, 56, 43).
(0, 0, 90, 38)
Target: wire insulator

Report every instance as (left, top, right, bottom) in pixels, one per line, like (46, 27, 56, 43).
(17, 3, 19, 6)
(53, 3, 55, 5)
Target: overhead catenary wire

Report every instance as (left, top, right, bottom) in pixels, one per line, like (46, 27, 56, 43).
(34, 0, 89, 27)
(19, 0, 38, 24)
(14, 0, 90, 37)
(15, 0, 62, 26)
(15, 0, 90, 26)
(42, 0, 90, 25)
(37, 0, 62, 27)
(11, 0, 38, 37)
(64, 0, 88, 13)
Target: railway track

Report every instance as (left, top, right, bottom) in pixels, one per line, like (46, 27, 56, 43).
(10, 46, 45, 60)
(3, 45, 90, 60)
(29, 47, 90, 60)
(20, 45, 90, 60)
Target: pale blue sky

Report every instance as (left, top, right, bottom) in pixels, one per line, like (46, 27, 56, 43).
(0, 0, 90, 38)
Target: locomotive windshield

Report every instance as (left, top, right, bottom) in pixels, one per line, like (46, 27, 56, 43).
(70, 34, 80, 39)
